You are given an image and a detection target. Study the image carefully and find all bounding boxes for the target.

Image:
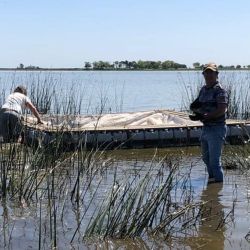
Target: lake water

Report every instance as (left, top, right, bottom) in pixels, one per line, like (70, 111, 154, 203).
(0, 146, 250, 249)
(1, 70, 250, 249)
(1, 70, 250, 114)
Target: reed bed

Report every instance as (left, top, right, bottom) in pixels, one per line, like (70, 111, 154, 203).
(223, 145, 250, 173)
(1, 139, 235, 249)
(0, 138, 221, 249)
(0, 71, 248, 248)
(83, 159, 204, 240)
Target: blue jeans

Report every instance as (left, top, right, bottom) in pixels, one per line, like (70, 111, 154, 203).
(0, 111, 22, 142)
(201, 125, 227, 182)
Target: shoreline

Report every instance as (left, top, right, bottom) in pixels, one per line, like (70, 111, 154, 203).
(0, 68, 249, 72)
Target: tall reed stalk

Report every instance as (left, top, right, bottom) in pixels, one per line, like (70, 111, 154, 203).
(0, 72, 241, 249)
(83, 155, 204, 239)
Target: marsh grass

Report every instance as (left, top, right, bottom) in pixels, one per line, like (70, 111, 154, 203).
(0, 138, 215, 249)
(0, 72, 245, 249)
(1, 71, 126, 116)
(223, 145, 250, 172)
(0, 145, 240, 248)
(83, 155, 204, 240)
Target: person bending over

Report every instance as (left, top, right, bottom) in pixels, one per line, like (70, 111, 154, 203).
(0, 85, 43, 143)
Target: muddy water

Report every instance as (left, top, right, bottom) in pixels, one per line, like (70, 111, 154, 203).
(0, 147, 250, 249)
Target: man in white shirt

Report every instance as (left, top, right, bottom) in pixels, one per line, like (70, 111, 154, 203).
(0, 85, 43, 143)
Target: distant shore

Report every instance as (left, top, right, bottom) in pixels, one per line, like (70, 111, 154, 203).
(0, 68, 86, 71)
(0, 68, 249, 71)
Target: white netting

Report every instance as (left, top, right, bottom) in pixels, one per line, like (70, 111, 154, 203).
(24, 110, 202, 131)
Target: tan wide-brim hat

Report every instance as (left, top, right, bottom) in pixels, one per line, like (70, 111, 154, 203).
(202, 63, 218, 72)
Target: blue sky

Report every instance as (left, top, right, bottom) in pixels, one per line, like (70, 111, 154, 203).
(1, 0, 250, 68)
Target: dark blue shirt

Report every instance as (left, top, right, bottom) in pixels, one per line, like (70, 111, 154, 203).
(198, 82, 228, 125)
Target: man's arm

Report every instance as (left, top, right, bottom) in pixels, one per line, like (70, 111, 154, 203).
(26, 102, 43, 124)
(203, 103, 227, 121)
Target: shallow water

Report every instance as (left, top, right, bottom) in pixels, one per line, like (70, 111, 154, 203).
(0, 146, 250, 249)
(1, 70, 250, 248)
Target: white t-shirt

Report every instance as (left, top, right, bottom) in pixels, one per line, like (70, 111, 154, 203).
(2, 92, 31, 114)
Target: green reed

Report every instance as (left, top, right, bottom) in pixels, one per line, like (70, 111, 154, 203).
(0, 134, 238, 248)
(83, 154, 204, 239)
(223, 145, 250, 171)
(0, 73, 240, 249)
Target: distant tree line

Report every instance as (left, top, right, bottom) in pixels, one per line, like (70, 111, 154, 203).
(192, 62, 250, 70)
(17, 63, 40, 70)
(85, 61, 250, 70)
(14, 62, 250, 71)
(84, 60, 187, 70)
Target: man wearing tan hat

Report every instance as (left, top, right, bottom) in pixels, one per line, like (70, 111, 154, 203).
(190, 63, 228, 183)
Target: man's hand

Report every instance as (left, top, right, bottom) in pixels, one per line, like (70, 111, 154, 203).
(202, 113, 210, 121)
(189, 113, 204, 121)
(37, 119, 44, 124)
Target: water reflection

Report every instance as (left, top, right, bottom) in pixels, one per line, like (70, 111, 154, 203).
(1, 145, 250, 249)
(198, 183, 225, 250)
(0, 200, 11, 249)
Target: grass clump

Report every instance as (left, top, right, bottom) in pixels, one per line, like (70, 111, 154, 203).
(83, 155, 204, 240)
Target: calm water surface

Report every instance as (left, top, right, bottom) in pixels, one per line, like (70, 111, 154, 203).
(0, 71, 250, 249)
(0, 70, 250, 113)
(0, 147, 250, 249)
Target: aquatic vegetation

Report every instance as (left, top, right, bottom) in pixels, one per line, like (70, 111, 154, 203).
(0, 141, 204, 248)
(83, 158, 202, 239)
(0, 72, 249, 249)
(0, 141, 242, 249)
(223, 145, 250, 172)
